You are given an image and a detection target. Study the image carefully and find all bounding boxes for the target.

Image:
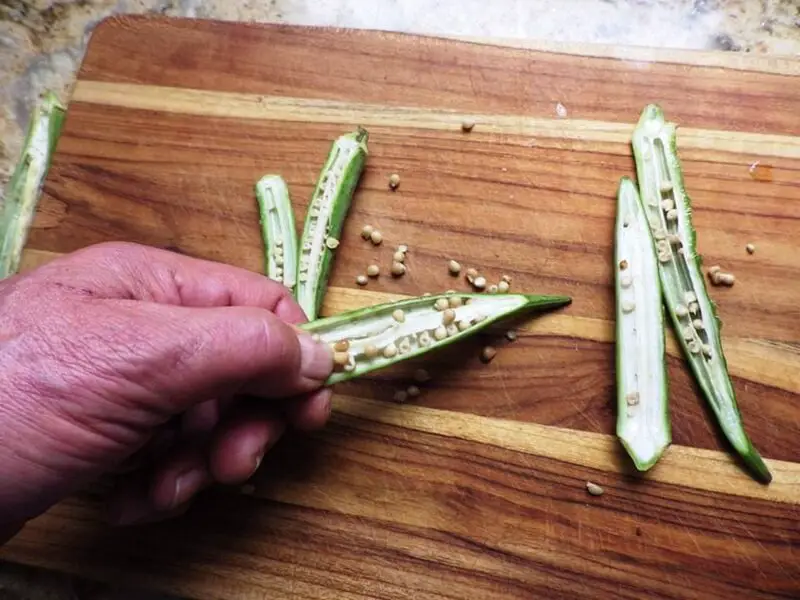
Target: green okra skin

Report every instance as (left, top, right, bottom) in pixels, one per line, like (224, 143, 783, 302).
(631, 104, 771, 483)
(296, 127, 369, 320)
(1, 92, 66, 279)
(255, 174, 298, 293)
(614, 176, 670, 472)
(300, 292, 572, 385)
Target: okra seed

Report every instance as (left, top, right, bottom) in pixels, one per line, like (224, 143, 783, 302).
(445, 289, 456, 294)
(621, 300, 636, 313)
(391, 262, 406, 277)
(422, 292, 432, 297)
(653, 229, 666, 241)
(708, 265, 721, 276)
(625, 392, 640, 406)
(473, 276, 487, 290)
(675, 304, 689, 317)
(505, 330, 518, 342)
(448, 260, 462, 275)
(656, 240, 669, 253)
(275, 239, 283, 247)
(692, 319, 704, 330)
(501, 274, 512, 283)
(481, 346, 497, 363)
(388, 173, 401, 190)
(393, 250, 406, 263)
(702, 344, 712, 357)
(398, 338, 412, 354)
(746, 243, 755, 254)
(457, 320, 471, 332)
(448, 296, 463, 308)
(713, 272, 736, 286)
(398, 244, 409, 253)
(334, 340, 350, 352)
(446, 323, 458, 336)
(383, 343, 398, 358)
(689, 302, 700, 315)
(367, 264, 380, 277)
(356, 274, 368, 286)
(497, 280, 510, 293)
(433, 326, 448, 341)
(370, 230, 383, 245)
(465, 268, 479, 283)
(660, 199, 674, 211)
(393, 390, 408, 403)
(659, 180, 674, 193)
(344, 363, 356, 372)
(325, 237, 340, 249)
(361, 225, 374, 240)
(658, 252, 672, 263)
(619, 260, 628, 270)
(392, 309, 406, 323)
(442, 309, 456, 325)
(461, 120, 475, 132)
(586, 482, 604, 497)
(488, 284, 498, 294)
(407, 385, 421, 398)
(364, 345, 379, 359)
(666, 209, 678, 221)
(689, 341, 701, 354)
(333, 351, 350, 367)
(276, 257, 284, 267)
(684, 291, 697, 304)
(472, 313, 487, 324)
(434, 298, 450, 311)
(418, 331, 432, 347)
(683, 327, 695, 341)
(414, 368, 431, 383)
(620, 275, 632, 288)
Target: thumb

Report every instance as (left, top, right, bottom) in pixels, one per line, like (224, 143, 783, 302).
(123, 301, 334, 412)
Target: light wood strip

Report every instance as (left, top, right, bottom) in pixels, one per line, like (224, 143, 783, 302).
(20, 248, 800, 395)
(328, 395, 799, 504)
(71, 81, 800, 160)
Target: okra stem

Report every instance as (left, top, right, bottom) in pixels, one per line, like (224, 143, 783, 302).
(1, 92, 66, 279)
(631, 104, 771, 483)
(255, 175, 298, 292)
(301, 292, 571, 385)
(296, 127, 369, 320)
(615, 176, 670, 471)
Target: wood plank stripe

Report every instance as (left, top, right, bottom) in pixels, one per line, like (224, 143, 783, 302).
(329, 395, 799, 505)
(19, 248, 800, 396)
(71, 81, 800, 160)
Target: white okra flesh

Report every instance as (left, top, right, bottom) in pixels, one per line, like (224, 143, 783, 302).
(615, 177, 670, 471)
(256, 175, 298, 291)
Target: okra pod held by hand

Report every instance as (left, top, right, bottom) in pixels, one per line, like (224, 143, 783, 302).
(1, 92, 66, 279)
(255, 175, 298, 292)
(631, 104, 771, 483)
(300, 292, 572, 385)
(296, 127, 369, 320)
(614, 177, 670, 471)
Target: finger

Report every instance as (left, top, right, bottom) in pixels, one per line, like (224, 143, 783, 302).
(40, 242, 307, 323)
(208, 411, 286, 485)
(149, 447, 213, 512)
(181, 399, 221, 438)
(107, 472, 194, 527)
(284, 388, 333, 432)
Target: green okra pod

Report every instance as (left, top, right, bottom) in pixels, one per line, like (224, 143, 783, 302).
(1, 92, 66, 279)
(301, 292, 572, 385)
(255, 174, 298, 293)
(614, 176, 671, 471)
(296, 127, 369, 320)
(631, 104, 771, 483)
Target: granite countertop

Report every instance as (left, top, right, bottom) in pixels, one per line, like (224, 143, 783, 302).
(0, 0, 799, 598)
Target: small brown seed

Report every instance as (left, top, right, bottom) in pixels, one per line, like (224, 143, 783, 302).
(473, 276, 487, 290)
(356, 274, 368, 286)
(391, 262, 406, 277)
(383, 343, 398, 358)
(388, 173, 401, 190)
(392, 309, 406, 323)
(433, 326, 448, 341)
(619, 260, 629, 270)
(407, 385, 421, 398)
(448, 260, 462, 275)
(465, 268, 479, 283)
(434, 298, 450, 311)
(480, 346, 497, 363)
(333, 351, 350, 367)
(393, 390, 408, 403)
(333, 340, 350, 352)
(393, 250, 406, 263)
(361, 225, 374, 240)
(586, 482, 604, 497)
(442, 309, 456, 325)
(367, 264, 380, 277)
(364, 345, 380, 359)
(370, 230, 383, 245)
(461, 119, 475, 132)
(746, 243, 755, 254)
(505, 330, 518, 342)
(414, 368, 431, 383)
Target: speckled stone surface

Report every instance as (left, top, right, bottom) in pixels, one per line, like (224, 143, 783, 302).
(0, 0, 799, 597)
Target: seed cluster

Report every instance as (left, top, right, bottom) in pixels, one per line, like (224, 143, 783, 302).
(708, 265, 735, 287)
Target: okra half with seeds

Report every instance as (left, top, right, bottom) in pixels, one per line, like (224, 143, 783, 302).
(300, 292, 571, 385)
(255, 175, 298, 292)
(1, 92, 66, 279)
(614, 177, 670, 471)
(631, 104, 771, 483)
(296, 127, 369, 320)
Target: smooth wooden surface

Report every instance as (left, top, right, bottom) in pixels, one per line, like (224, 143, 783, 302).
(3, 15, 800, 599)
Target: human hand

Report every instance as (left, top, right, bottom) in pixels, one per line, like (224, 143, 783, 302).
(0, 242, 333, 539)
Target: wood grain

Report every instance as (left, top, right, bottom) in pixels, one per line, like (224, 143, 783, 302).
(4, 14, 800, 600)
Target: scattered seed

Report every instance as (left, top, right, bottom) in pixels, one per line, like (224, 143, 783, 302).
(356, 274, 368, 286)
(325, 237, 340, 249)
(708, 265, 721, 276)
(586, 482, 604, 497)
(501, 274, 512, 283)
(333, 351, 350, 367)
(625, 392, 640, 406)
(370, 230, 383, 245)
(398, 244, 409, 254)
(392, 309, 406, 323)
(448, 296, 463, 308)
(442, 309, 456, 325)
(367, 264, 380, 277)
(393, 250, 406, 263)
(333, 340, 350, 352)
(473, 276, 487, 290)
(713, 272, 736, 286)
(364, 345, 379, 359)
(393, 390, 408, 403)
(481, 346, 497, 363)
(746, 243, 755, 255)
(659, 180, 674, 193)
(488, 284, 498, 294)
(675, 304, 689, 318)
(434, 298, 450, 311)
(555, 102, 568, 118)
(457, 320, 471, 332)
(505, 330, 518, 342)
(465, 268, 479, 283)
(391, 262, 407, 277)
(620, 275, 633, 288)
(388, 173, 401, 190)
(361, 225, 374, 240)
(414, 368, 431, 383)
(619, 260, 628, 270)
(407, 385, 421, 398)
(434, 326, 448, 341)
(497, 280, 510, 293)
(660, 199, 674, 211)
(621, 300, 636, 313)
(383, 343, 398, 358)
(461, 119, 475, 132)
(448, 260, 462, 275)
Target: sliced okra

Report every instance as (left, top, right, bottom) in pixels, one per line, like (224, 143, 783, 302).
(632, 104, 771, 484)
(255, 175, 298, 292)
(300, 292, 571, 385)
(296, 127, 369, 320)
(1, 92, 66, 279)
(614, 176, 670, 472)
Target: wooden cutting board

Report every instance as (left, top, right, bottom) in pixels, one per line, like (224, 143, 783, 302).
(3, 14, 800, 600)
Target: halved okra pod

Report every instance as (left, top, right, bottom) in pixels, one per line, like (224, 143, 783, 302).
(615, 176, 671, 471)
(300, 292, 571, 385)
(296, 127, 369, 320)
(631, 104, 771, 483)
(1, 92, 66, 279)
(255, 174, 298, 292)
